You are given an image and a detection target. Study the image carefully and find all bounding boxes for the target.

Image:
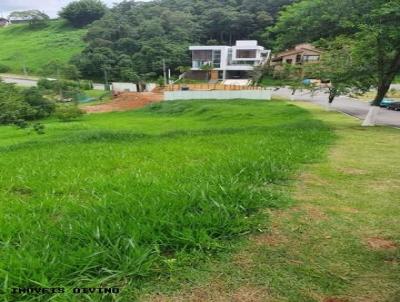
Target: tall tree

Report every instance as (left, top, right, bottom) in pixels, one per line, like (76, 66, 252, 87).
(59, 0, 107, 28)
(271, 0, 400, 125)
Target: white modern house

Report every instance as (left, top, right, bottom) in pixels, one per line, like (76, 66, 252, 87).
(188, 40, 271, 81)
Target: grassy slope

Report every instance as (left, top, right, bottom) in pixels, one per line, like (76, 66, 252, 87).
(0, 100, 332, 301)
(0, 21, 86, 75)
(143, 103, 400, 301)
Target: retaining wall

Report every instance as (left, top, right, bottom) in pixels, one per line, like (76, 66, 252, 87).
(164, 90, 271, 101)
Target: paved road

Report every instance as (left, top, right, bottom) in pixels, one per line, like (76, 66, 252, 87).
(0, 74, 105, 90)
(1, 74, 38, 87)
(272, 87, 400, 127)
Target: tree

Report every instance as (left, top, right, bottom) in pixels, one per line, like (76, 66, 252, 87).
(9, 10, 49, 28)
(271, 0, 400, 125)
(0, 81, 54, 125)
(59, 0, 107, 28)
(304, 38, 373, 106)
(71, 0, 292, 80)
(200, 63, 213, 82)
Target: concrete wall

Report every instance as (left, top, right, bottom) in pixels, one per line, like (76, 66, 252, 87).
(165, 90, 271, 101)
(112, 82, 137, 93)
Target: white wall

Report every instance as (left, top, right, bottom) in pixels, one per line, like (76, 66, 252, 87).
(165, 90, 271, 101)
(112, 82, 137, 93)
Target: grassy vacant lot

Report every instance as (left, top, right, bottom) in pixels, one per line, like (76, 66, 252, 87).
(142, 103, 400, 302)
(0, 100, 332, 301)
(0, 21, 86, 75)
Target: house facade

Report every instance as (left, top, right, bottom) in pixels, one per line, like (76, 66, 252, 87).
(0, 18, 10, 27)
(271, 43, 322, 68)
(188, 40, 271, 81)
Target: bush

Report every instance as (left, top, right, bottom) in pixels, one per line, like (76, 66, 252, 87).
(59, 0, 107, 28)
(23, 87, 55, 119)
(79, 80, 93, 90)
(55, 104, 85, 122)
(0, 82, 36, 124)
(0, 64, 11, 73)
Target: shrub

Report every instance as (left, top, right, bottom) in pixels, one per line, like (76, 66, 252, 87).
(0, 64, 11, 73)
(0, 82, 36, 124)
(32, 123, 45, 134)
(23, 87, 55, 119)
(55, 104, 85, 122)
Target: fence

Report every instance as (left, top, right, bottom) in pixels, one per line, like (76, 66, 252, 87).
(165, 89, 272, 101)
(165, 83, 264, 91)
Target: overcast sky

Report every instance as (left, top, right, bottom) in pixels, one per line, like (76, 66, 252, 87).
(0, 0, 123, 18)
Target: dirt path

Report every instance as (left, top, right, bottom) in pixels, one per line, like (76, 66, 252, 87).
(82, 92, 164, 113)
(141, 102, 400, 302)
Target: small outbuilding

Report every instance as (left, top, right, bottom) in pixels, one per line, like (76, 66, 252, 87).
(0, 18, 10, 27)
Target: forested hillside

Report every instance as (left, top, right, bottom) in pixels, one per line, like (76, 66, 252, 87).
(72, 0, 293, 80)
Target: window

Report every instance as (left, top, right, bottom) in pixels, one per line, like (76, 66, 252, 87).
(212, 50, 221, 68)
(236, 49, 257, 59)
(303, 55, 320, 62)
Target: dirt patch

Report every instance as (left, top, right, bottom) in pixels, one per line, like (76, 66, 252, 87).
(231, 285, 272, 302)
(251, 231, 288, 247)
(338, 167, 367, 175)
(290, 204, 328, 221)
(328, 206, 359, 214)
(365, 237, 397, 250)
(83, 92, 163, 113)
(142, 283, 272, 302)
(324, 298, 348, 302)
(232, 252, 255, 269)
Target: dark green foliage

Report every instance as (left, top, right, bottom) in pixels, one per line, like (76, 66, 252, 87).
(23, 87, 55, 119)
(0, 82, 55, 125)
(0, 63, 11, 73)
(73, 0, 294, 80)
(59, 0, 107, 28)
(271, 0, 400, 105)
(32, 123, 45, 134)
(0, 82, 35, 124)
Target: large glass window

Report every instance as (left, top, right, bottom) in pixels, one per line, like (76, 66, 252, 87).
(212, 50, 221, 68)
(236, 49, 257, 59)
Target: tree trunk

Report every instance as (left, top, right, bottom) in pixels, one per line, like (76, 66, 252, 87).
(371, 80, 391, 106)
(363, 50, 400, 125)
(362, 106, 381, 127)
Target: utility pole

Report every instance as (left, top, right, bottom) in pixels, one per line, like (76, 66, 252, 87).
(104, 67, 110, 91)
(57, 66, 63, 100)
(163, 59, 167, 86)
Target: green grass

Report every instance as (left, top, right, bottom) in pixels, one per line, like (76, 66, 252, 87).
(0, 100, 332, 301)
(259, 76, 293, 87)
(0, 21, 86, 75)
(142, 103, 400, 302)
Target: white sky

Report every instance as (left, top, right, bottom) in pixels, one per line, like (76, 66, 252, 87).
(0, 0, 124, 18)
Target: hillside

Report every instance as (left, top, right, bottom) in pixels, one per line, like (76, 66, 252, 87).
(0, 20, 86, 75)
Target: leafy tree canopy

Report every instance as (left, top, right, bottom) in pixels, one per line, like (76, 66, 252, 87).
(271, 0, 400, 105)
(72, 0, 294, 80)
(59, 0, 108, 28)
